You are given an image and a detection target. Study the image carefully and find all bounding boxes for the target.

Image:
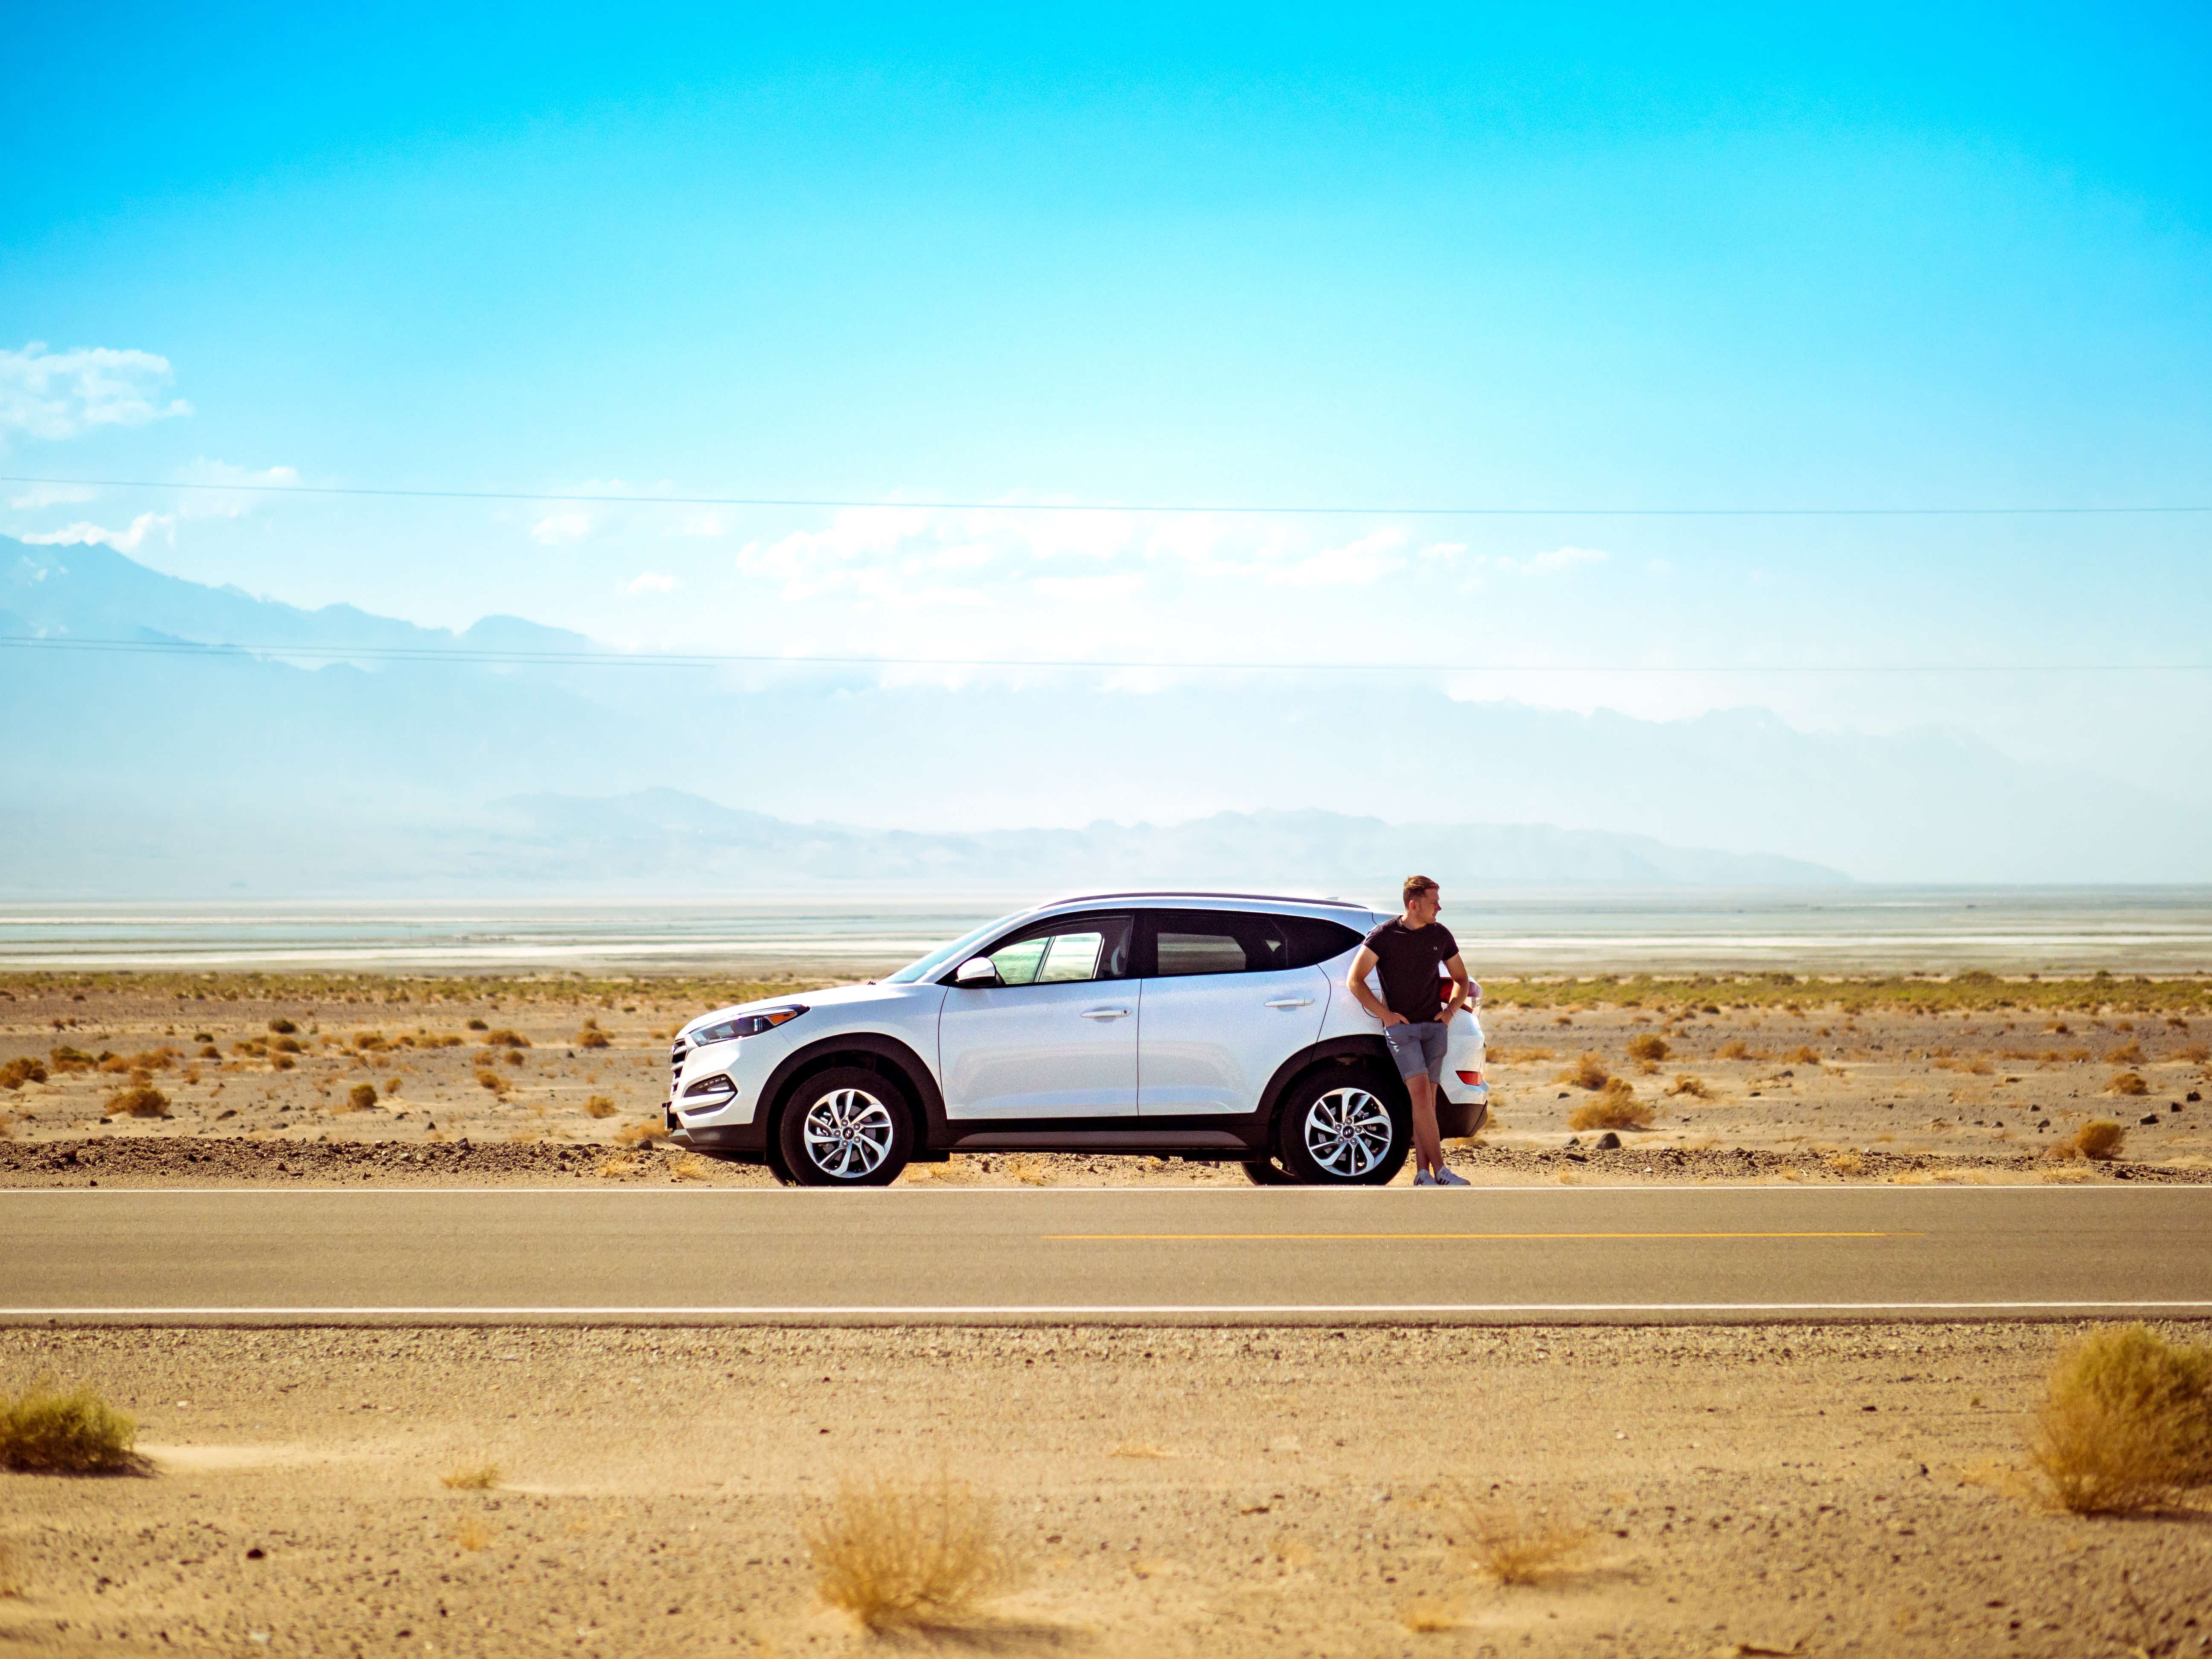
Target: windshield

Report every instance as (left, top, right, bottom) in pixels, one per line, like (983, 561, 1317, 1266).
(881, 910, 1027, 984)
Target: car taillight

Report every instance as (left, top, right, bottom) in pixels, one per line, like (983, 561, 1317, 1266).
(1455, 1070, 1484, 1086)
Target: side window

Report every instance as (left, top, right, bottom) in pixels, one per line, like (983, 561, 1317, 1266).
(984, 915, 1133, 985)
(1151, 911, 1292, 977)
(1275, 916, 1365, 969)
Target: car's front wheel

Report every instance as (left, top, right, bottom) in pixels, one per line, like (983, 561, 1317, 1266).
(1275, 1068, 1408, 1186)
(776, 1067, 912, 1187)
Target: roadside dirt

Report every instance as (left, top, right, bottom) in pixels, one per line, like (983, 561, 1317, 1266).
(3, 975, 2206, 1187)
(5, 1322, 2209, 1657)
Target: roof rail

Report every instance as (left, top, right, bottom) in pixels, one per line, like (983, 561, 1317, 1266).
(1038, 890, 1370, 910)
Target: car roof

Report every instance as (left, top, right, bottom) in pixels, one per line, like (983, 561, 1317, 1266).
(1028, 890, 1376, 920)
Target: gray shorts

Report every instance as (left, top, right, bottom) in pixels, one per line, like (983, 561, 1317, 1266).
(1383, 1020, 1448, 1084)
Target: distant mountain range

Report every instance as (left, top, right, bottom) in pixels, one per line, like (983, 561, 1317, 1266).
(3, 536, 2204, 891)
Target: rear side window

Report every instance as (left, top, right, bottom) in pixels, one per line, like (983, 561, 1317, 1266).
(1146, 910, 1356, 977)
(1275, 914, 1364, 968)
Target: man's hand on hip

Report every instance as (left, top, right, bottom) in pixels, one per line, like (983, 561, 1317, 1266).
(1380, 1010, 1408, 1027)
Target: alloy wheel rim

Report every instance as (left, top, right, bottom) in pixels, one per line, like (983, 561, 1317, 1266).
(1304, 1086, 1393, 1177)
(801, 1087, 895, 1178)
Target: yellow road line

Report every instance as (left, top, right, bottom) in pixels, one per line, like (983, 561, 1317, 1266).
(1042, 1230, 1920, 1241)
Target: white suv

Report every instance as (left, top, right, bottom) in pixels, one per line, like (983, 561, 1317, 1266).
(666, 892, 1487, 1186)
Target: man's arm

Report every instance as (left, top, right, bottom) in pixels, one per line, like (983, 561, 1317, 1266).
(1345, 946, 1405, 1026)
(1438, 952, 1474, 1019)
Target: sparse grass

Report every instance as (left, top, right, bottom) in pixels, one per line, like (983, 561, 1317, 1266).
(1399, 1598, 1465, 1633)
(450, 1516, 495, 1552)
(597, 1154, 640, 1178)
(0, 1377, 140, 1473)
(805, 1474, 1027, 1633)
(669, 1153, 709, 1181)
(1624, 1033, 1668, 1062)
(615, 1119, 667, 1145)
(2107, 1040, 2145, 1065)
(2047, 1120, 2127, 1162)
(2026, 1325, 2212, 1513)
(441, 1462, 500, 1490)
(343, 1083, 379, 1112)
(102, 1085, 170, 1119)
(1825, 1152, 1865, 1176)
(1452, 1503, 1592, 1586)
(1001, 1152, 1051, 1186)
(1665, 1073, 1712, 1098)
(582, 1094, 617, 1118)
(0, 1058, 47, 1090)
(2187, 1043, 2212, 1064)
(1497, 1045, 1554, 1063)
(1567, 1080, 1653, 1131)
(1719, 1039, 1752, 1060)
(1556, 1053, 1611, 1091)
(2107, 1071, 2149, 1096)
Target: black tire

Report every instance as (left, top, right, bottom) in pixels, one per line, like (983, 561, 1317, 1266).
(1240, 1157, 1297, 1186)
(776, 1066, 914, 1187)
(1274, 1065, 1409, 1187)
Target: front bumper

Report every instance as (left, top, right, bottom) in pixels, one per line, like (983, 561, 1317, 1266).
(666, 1115, 771, 1162)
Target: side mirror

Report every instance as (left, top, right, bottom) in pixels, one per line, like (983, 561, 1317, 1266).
(952, 956, 1001, 988)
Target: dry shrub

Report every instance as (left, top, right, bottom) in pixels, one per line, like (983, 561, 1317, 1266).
(1399, 1599, 1464, 1632)
(669, 1153, 709, 1181)
(576, 1020, 612, 1050)
(0, 1058, 47, 1090)
(270, 1036, 303, 1055)
(597, 1154, 640, 1178)
(450, 1516, 494, 1552)
(1567, 1080, 1652, 1132)
(466, 1018, 488, 1031)
(1719, 1039, 1752, 1060)
(196, 1044, 221, 1059)
(582, 1094, 617, 1118)
(616, 1119, 667, 1145)
(441, 1462, 500, 1490)
(1825, 1152, 1865, 1176)
(268, 1018, 297, 1035)
(343, 1083, 379, 1113)
(1624, 1033, 1669, 1062)
(2107, 1071, 2149, 1097)
(474, 1070, 504, 1093)
(2046, 1120, 2127, 1162)
(1453, 1504, 1591, 1586)
(1499, 1045, 1554, 1064)
(47, 1045, 93, 1074)
(1001, 1152, 1051, 1186)
(1555, 1053, 1610, 1091)
(2064, 1047, 2092, 1062)
(2107, 1040, 2145, 1065)
(806, 1475, 1026, 1633)
(2185, 1043, 2211, 1064)
(103, 1085, 169, 1119)
(0, 1377, 140, 1473)
(1665, 1074, 1711, 1099)
(1787, 1045, 1822, 1065)
(481, 1028, 531, 1049)
(2027, 1325, 2212, 1513)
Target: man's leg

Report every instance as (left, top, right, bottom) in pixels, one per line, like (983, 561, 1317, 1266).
(1408, 1071, 1443, 1177)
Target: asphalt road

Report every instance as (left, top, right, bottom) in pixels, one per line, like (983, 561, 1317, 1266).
(5, 1186, 2209, 1325)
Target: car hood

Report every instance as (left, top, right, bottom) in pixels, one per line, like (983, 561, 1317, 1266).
(681, 978, 932, 1037)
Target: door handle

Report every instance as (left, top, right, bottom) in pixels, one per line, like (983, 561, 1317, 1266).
(1081, 1007, 1132, 1020)
(1265, 997, 1315, 1009)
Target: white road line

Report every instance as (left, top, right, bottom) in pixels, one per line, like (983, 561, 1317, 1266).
(8, 1301, 2212, 1317)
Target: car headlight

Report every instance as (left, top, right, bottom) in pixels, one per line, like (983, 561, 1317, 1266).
(685, 1005, 808, 1048)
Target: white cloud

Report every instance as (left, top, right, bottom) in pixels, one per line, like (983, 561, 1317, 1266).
(626, 571, 679, 594)
(175, 459, 301, 520)
(0, 342, 192, 443)
(531, 509, 592, 546)
(7, 481, 96, 510)
(19, 512, 176, 552)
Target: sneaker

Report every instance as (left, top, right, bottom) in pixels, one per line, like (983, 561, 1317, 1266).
(1435, 1167, 1471, 1187)
(1413, 1170, 1439, 1186)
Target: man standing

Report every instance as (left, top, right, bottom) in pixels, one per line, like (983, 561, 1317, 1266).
(1346, 876, 1474, 1187)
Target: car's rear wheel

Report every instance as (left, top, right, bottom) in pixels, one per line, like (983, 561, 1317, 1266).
(1240, 1157, 1297, 1185)
(776, 1067, 912, 1187)
(1275, 1068, 1408, 1186)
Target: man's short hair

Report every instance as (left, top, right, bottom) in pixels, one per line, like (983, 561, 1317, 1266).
(1403, 875, 1438, 903)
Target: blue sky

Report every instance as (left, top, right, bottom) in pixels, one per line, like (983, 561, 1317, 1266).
(5, 1, 2211, 788)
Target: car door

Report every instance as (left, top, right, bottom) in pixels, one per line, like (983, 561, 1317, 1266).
(935, 912, 1139, 1119)
(1135, 909, 1333, 1115)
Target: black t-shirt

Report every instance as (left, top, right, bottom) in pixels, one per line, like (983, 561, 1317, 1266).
(1361, 917, 1460, 1024)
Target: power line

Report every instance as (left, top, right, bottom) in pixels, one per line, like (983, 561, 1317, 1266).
(3, 634, 2205, 674)
(5, 475, 2209, 518)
